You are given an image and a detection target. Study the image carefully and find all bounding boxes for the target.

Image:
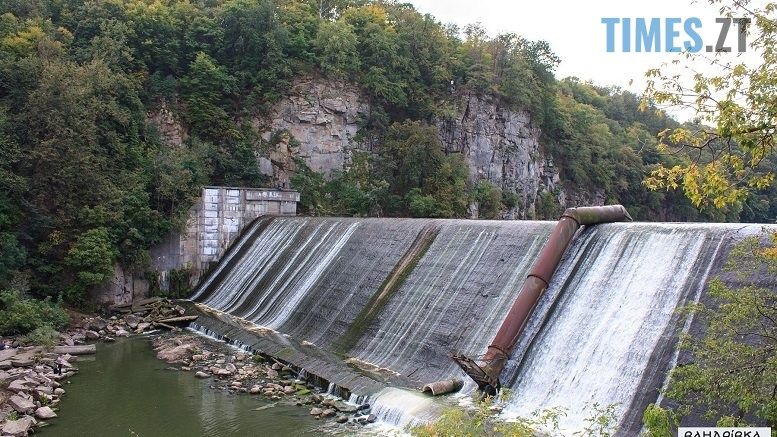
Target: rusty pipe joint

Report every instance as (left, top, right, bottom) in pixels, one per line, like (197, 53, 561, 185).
(453, 204, 632, 394)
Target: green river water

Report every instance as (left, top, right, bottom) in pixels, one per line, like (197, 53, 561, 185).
(44, 336, 325, 437)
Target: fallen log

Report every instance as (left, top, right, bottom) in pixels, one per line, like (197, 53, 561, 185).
(53, 345, 96, 355)
(153, 322, 179, 331)
(156, 315, 198, 324)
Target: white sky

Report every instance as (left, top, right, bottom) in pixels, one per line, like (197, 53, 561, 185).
(407, 0, 760, 120)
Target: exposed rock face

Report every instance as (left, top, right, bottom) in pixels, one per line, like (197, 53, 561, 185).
(436, 92, 561, 217)
(147, 99, 188, 148)
(256, 78, 369, 186)
(257, 78, 562, 217)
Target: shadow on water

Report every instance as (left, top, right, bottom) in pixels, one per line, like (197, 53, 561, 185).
(46, 336, 322, 437)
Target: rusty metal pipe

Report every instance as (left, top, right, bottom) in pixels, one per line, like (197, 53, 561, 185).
(453, 205, 632, 394)
(422, 379, 464, 396)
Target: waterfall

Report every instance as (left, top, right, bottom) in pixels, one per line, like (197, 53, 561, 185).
(190, 218, 774, 434)
(500, 223, 739, 433)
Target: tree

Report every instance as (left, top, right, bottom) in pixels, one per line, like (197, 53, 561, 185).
(659, 233, 777, 427)
(64, 227, 116, 306)
(314, 20, 359, 79)
(474, 180, 502, 219)
(643, 1, 776, 209)
(180, 52, 238, 142)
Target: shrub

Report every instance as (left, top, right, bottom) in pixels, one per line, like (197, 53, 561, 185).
(0, 290, 69, 336)
(22, 324, 60, 349)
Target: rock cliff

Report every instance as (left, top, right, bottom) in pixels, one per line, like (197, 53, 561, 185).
(146, 78, 567, 217)
(254, 78, 563, 217)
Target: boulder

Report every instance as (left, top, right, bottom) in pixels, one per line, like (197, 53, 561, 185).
(84, 330, 100, 340)
(8, 379, 31, 393)
(336, 415, 348, 424)
(11, 358, 34, 368)
(35, 406, 57, 419)
(309, 408, 323, 416)
(156, 344, 192, 362)
(249, 385, 262, 394)
(322, 408, 336, 418)
(0, 360, 13, 370)
(266, 369, 279, 379)
(136, 322, 151, 332)
(9, 394, 36, 413)
(124, 314, 140, 328)
(54, 388, 65, 395)
(333, 400, 359, 413)
(0, 348, 18, 361)
(2, 417, 35, 437)
(85, 317, 108, 331)
(194, 371, 209, 378)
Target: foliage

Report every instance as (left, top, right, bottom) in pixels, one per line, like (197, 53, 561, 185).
(166, 267, 193, 299)
(474, 180, 502, 219)
(0, 0, 772, 306)
(410, 394, 563, 437)
(641, 404, 676, 437)
(643, 1, 777, 209)
(660, 232, 777, 427)
(410, 393, 619, 437)
(21, 324, 59, 349)
(574, 403, 618, 437)
(0, 289, 69, 336)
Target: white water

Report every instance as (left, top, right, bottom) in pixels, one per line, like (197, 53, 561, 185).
(501, 224, 730, 433)
(190, 218, 772, 434)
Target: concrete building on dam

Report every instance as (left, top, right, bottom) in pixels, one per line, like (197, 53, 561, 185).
(95, 186, 300, 306)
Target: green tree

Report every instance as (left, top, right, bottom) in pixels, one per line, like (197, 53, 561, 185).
(643, 1, 776, 209)
(180, 51, 238, 142)
(663, 233, 777, 427)
(314, 20, 359, 79)
(64, 227, 116, 306)
(474, 180, 502, 219)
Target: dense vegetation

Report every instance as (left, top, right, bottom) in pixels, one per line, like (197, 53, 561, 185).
(0, 0, 773, 307)
(644, 232, 777, 433)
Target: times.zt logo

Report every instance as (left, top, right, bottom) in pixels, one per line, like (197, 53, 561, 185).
(601, 17, 750, 53)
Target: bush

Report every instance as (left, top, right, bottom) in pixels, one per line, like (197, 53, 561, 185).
(0, 290, 69, 336)
(22, 324, 60, 349)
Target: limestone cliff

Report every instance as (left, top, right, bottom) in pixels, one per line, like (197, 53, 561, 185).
(254, 79, 368, 188)
(146, 78, 567, 218)
(436, 92, 561, 218)
(255, 78, 563, 218)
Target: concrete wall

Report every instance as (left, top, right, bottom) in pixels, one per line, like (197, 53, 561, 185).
(152, 186, 299, 289)
(95, 186, 299, 306)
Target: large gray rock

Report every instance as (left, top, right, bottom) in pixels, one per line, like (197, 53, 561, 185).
(0, 348, 18, 361)
(255, 78, 369, 185)
(34, 406, 57, 419)
(436, 91, 560, 217)
(255, 78, 562, 219)
(2, 416, 35, 437)
(9, 394, 36, 413)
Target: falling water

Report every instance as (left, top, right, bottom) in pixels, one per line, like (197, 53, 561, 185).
(190, 218, 773, 434)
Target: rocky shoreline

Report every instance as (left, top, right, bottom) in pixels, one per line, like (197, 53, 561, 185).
(0, 298, 377, 436)
(152, 332, 378, 428)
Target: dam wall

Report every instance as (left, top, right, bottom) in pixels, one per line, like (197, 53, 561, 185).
(188, 217, 775, 433)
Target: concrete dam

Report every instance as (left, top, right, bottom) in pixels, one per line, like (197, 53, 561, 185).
(187, 215, 775, 434)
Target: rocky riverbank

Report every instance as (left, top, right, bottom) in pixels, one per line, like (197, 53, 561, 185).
(1, 298, 378, 436)
(0, 298, 198, 436)
(152, 332, 378, 428)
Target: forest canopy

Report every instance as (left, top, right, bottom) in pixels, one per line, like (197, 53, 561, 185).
(0, 0, 774, 305)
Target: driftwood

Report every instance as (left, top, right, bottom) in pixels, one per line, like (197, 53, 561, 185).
(53, 345, 96, 355)
(157, 315, 198, 324)
(154, 322, 179, 331)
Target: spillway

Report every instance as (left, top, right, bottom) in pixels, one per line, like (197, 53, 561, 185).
(189, 217, 774, 434)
